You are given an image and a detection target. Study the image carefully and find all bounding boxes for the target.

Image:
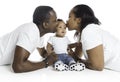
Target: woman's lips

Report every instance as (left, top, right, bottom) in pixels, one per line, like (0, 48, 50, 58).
(66, 23, 68, 27)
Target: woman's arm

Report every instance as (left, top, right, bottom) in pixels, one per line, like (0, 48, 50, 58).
(74, 42, 83, 58)
(68, 42, 83, 61)
(68, 42, 78, 48)
(80, 44, 104, 71)
(68, 42, 82, 56)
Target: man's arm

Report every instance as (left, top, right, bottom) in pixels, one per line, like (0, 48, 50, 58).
(37, 47, 48, 58)
(46, 43, 54, 55)
(12, 46, 57, 73)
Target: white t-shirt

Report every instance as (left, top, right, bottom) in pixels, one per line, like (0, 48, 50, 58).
(48, 36, 71, 54)
(81, 23, 120, 72)
(0, 22, 44, 65)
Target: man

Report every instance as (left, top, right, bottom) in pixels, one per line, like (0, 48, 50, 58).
(0, 6, 58, 73)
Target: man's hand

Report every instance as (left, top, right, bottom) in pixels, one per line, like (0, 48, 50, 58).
(45, 52, 58, 66)
(37, 48, 48, 58)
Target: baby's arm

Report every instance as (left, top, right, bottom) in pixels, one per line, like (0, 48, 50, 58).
(46, 43, 54, 55)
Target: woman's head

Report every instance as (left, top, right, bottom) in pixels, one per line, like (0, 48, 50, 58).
(67, 4, 101, 32)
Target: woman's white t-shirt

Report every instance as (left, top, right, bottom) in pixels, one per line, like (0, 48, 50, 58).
(0, 22, 44, 65)
(81, 24, 120, 72)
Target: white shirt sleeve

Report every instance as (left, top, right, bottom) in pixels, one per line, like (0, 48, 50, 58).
(47, 36, 53, 45)
(37, 36, 45, 48)
(16, 31, 38, 53)
(81, 25, 103, 50)
(65, 36, 71, 44)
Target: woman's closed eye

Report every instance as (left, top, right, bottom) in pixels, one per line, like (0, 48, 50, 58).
(59, 26, 62, 28)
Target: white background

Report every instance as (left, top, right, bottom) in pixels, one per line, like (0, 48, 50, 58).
(0, 0, 120, 39)
(0, 0, 120, 82)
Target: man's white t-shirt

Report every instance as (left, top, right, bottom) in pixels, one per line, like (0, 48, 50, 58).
(0, 22, 44, 65)
(48, 36, 71, 54)
(81, 23, 120, 72)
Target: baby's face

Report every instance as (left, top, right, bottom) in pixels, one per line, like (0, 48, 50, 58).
(56, 21, 66, 37)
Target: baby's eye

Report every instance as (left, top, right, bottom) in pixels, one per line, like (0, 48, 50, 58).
(59, 27, 62, 28)
(64, 27, 66, 29)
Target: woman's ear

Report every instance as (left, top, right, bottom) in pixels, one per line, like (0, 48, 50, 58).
(76, 18, 81, 24)
(43, 22, 48, 29)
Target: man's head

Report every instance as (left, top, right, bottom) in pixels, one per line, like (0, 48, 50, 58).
(33, 6, 58, 33)
(56, 19, 66, 37)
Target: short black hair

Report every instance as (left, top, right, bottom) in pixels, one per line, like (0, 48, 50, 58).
(33, 6, 54, 26)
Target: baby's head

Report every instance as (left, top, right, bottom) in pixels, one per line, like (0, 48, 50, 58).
(56, 19, 66, 37)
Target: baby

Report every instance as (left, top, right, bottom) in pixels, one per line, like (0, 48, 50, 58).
(47, 19, 85, 71)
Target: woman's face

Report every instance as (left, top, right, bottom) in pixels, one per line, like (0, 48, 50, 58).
(66, 10, 81, 31)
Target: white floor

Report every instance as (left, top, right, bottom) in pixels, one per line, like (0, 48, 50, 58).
(0, 65, 120, 82)
(0, 49, 120, 82)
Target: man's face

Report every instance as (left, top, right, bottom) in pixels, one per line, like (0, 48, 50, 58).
(46, 11, 58, 33)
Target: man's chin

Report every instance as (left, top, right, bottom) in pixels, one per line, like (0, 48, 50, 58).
(52, 31, 56, 33)
(53, 30, 57, 33)
(50, 30, 56, 33)
(68, 28, 72, 31)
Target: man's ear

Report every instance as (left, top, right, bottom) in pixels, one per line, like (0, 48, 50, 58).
(43, 22, 48, 29)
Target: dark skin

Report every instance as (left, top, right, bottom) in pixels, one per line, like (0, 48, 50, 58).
(12, 10, 58, 73)
(80, 45, 104, 71)
(66, 9, 104, 71)
(68, 42, 83, 62)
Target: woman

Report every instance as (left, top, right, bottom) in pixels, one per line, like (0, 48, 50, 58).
(66, 4, 120, 72)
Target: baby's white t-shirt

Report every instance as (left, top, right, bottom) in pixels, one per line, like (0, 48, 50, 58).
(0, 22, 44, 65)
(48, 36, 71, 54)
(81, 24, 120, 72)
